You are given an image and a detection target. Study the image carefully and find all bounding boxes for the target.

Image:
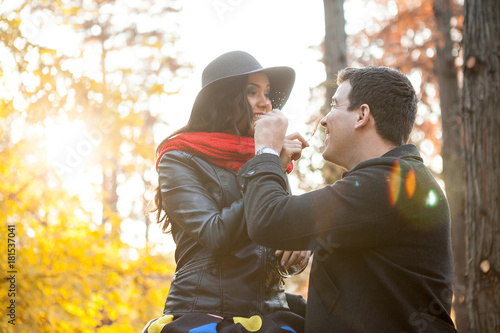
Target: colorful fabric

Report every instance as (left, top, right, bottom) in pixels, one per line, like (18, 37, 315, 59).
(156, 132, 293, 173)
(142, 312, 303, 333)
(144, 315, 174, 333)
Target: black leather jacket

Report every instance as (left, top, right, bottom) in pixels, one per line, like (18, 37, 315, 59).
(158, 150, 290, 317)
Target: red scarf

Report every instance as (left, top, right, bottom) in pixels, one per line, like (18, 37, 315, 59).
(156, 132, 293, 173)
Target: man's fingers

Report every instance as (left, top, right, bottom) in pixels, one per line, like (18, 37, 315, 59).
(259, 109, 285, 119)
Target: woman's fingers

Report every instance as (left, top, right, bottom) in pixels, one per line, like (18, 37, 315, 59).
(285, 132, 310, 148)
(280, 139, 307, 170)
(297, 251, 312, 270)
(280, 250, 292, 267)
(278, 250, 310, 269)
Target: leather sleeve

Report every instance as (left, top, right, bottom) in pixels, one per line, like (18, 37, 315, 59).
(158, 151, 246, 251)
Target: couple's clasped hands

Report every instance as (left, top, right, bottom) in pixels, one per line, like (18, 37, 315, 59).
(254, 109, 311, 270)
(254, 109, 309, 172)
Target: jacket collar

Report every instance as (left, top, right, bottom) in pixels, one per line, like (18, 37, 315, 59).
(342, 144, 422, 179)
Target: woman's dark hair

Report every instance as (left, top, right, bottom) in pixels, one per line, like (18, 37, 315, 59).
(337, 66, 418, 146)
(152, 75, 253, 231)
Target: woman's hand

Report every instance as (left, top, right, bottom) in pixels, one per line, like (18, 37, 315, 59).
(280, 132, 309, 172)
(275, 249, 311, 271)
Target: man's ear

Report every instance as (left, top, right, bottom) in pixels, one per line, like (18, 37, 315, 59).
(354, 104, 370, 129)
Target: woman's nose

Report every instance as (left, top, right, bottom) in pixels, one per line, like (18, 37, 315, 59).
(259, 95, 272, 112)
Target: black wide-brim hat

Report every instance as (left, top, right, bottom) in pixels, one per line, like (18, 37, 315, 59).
(191, 50, 295, 114)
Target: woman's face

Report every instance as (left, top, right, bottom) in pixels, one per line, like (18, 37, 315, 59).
(241, 72, 272, 136)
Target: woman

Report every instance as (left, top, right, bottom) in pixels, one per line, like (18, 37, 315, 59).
(144, 51, 310, 333)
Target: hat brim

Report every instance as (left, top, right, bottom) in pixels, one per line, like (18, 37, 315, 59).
(191, 66, 295, 114)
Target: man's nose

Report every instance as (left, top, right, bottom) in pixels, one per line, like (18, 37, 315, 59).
(320, 116, 327, 127)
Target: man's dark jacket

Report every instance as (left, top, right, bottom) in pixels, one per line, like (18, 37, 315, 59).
(238, 144, 457, 332)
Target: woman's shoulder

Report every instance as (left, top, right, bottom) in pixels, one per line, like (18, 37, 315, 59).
(157, 150, 196, 173)
(159, 149, 194, 162)
(158, 150, 215, 173)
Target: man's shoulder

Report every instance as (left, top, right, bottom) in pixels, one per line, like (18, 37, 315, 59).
(344, 144, 423, 177)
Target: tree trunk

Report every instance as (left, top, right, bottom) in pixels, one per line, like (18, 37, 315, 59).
(432, 0, 468, 331)
(322, 0, 347, 115)
(322, 0, 347, 183)
(461, 0, 500, 331)
(102, 161, 119, 232)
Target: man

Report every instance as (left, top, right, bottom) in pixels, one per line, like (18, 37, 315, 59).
(238, 67, 457, 332)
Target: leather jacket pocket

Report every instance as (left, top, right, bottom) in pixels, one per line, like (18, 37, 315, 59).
(173, 257, 216, 280)
(165, 257, 219, 314)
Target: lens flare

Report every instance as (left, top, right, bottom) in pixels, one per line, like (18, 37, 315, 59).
(426, 190, 438, 207)
(389, 162, 417, 206)
(388, 161, 401, 207)
(405, 168, 416, 199)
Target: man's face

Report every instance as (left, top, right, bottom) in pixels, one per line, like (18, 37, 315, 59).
(320, 81, 358, 167)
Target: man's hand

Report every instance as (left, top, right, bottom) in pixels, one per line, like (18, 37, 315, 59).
(254, 109, 288, 154)
(280, 132, 309, 171)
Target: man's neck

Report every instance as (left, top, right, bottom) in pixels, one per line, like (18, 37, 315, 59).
(346, 137, 396, 170)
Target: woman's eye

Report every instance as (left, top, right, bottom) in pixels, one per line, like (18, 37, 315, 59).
(246, 87, 256, 95)
(265, 91, 270, 99)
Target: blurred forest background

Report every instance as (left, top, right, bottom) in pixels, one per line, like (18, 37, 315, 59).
(1, 0, 498, 332)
